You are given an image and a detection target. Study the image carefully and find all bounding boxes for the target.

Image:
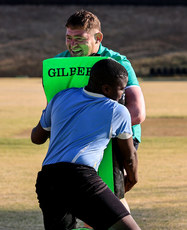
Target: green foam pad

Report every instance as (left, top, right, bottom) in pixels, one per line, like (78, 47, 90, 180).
(43, 57, 114, 193)
(43, 57, 109, 103)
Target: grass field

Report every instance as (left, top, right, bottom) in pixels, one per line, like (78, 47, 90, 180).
(0, 78, 187, 229)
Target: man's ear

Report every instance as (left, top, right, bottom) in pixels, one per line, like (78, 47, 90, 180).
(94, 32, 103, 43)
(102, 84, 112, 97)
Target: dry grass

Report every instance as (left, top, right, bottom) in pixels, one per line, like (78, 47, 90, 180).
(0, 78, 187, 229)
(0, 138, 47, 229)
(1, 78, 187, 139)
(142, 117, 187, 137)
(127, 136, 187, 229)
(141, 81, 187, 118)
(0, 78, 46, 138)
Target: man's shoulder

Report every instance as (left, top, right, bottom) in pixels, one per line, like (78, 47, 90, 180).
(54, 50, 71, 58)
(61, 87, 81, 95)
(53, 87, 81, 101)
(111, 102, 132, 137)
(98, 44, 128, 62)
(99, 45, 139, 87)
(112, 102, 130, 119)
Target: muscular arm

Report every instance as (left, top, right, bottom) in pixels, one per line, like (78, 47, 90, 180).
(125, 86, 146, 126)
(31, 122, 50, 145)
(116, 137, 138, 193)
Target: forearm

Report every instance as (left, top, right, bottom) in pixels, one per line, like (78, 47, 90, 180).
(31, 122, 50, 145)
(123, 149, 138, 192)
(116, 137, 138, 192)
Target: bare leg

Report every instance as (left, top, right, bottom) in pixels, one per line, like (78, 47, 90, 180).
(83, 195, 130, 229)
(109, 215, 141, 230)
(120, 197, 130, 213)
(84, 222, 92, 229)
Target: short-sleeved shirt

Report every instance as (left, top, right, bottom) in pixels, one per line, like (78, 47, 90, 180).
(55, 44, 141, 142)
(40, 88, 132, 171)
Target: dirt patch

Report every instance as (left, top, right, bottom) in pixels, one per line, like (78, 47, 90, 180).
(142, 117, 187, 137)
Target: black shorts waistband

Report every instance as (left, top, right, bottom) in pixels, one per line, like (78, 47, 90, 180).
(42, 162, 95, 172)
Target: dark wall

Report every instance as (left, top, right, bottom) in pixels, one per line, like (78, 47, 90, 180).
(0, 0, 187, 5)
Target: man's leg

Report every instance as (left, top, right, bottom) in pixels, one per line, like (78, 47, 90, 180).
(109, 215, 141, 230)
(120, 197, 130, 213)
(70, 171, 140, 230)
(35, 169, 76, 230)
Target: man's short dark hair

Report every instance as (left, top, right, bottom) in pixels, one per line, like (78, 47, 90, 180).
(89, 59, 128, 89)
(66, 10, 101, 32)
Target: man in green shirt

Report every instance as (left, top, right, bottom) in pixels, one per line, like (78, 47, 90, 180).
(54, 10, 146, 228)
(55, 10, 145, 146)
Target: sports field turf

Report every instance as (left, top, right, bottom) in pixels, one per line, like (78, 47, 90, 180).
(0, 78, 187, 229)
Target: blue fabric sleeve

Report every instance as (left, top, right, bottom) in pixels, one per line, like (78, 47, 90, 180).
(111, 103, 132, 138)
(40, 101, 53, 130)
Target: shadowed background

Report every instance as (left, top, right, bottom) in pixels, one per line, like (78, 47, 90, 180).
(0, 5, 187, 77)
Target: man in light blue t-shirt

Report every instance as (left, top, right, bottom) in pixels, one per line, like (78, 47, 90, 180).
(31, 59, 141, 230)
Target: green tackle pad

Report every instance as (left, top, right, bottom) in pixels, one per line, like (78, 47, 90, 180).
(43, 57, 114, 192)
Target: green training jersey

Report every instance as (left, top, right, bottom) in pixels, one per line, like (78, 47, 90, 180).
(55, 44, 141, 142)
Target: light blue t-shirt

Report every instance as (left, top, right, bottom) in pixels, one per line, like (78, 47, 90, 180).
(55, 44, 141, 142)
(40, 88, 132, 171)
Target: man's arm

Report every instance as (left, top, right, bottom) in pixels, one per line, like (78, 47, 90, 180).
(31, 122, 50, 145)
(116, 137, 138, 193)
(125, 86, 146, 126)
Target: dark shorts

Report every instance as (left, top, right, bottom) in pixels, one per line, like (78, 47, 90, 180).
(36, 162, 130, 230)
